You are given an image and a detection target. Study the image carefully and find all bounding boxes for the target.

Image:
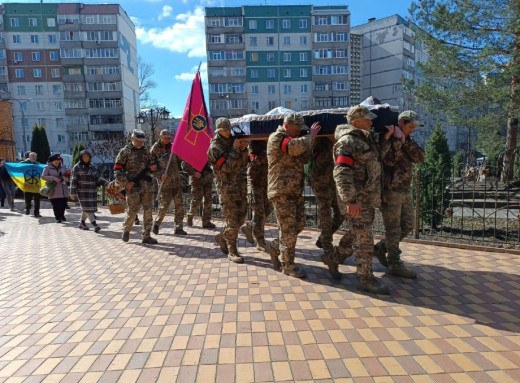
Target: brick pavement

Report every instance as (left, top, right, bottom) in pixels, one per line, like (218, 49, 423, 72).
(0, 203, 519, 382)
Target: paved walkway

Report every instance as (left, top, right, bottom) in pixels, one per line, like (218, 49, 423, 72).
(0, 202, 519, 382)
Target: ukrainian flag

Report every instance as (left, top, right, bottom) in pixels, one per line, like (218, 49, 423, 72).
(4, 162, 46, 193)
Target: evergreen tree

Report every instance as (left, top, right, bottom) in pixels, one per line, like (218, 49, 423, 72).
(38, 126, 51, 163)
(419, 126, 452, 229)
(410, 0, 520, 182)
(72, 142, 86, 165)
(452, 150, 464, 178)
(29, 124, 42, 161)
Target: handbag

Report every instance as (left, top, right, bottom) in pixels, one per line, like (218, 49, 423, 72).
(39, 181, 57, 197)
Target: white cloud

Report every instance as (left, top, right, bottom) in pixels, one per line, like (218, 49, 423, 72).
(136, 6, 206, 58)
(158, 5, 173, 20)
(174, 63, 208, 86)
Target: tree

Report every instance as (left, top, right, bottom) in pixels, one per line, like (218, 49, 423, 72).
(72, 142, 86, 166)
(138, 55, 157, 105)
(410, 0, 520, 182)
(30, 124, 51, 163)
(419, 126, 452, 229)
(88, 132, 130, 179)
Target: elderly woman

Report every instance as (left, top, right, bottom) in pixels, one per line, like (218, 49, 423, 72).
(70, 150, 108, 231)
(42, 154, 70, 223)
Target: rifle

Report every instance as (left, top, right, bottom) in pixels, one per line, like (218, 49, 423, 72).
(120, 160, 158, 196)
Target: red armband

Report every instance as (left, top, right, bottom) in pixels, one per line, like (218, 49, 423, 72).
(280, 137, 292, 153)
(216, 156, 226, 167)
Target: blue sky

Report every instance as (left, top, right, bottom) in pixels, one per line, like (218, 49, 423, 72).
(7, 0, 414, 117)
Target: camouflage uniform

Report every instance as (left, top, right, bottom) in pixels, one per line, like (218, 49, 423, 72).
(246, 140, 273, 249)
(182, 161, 214, 227)
(267, 116, 315, 275)
(115, 140, 157, 240)
(207, 118, 249, 261)
(150, 140, 185, 231)
(311, 137, 344, 255)
(378, 111, 425, 270)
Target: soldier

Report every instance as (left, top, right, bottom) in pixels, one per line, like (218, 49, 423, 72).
(244, 140, 273, 251)
(322, 105, 389, 294)
(267, 114, 321, 278)
(374, 110, 425, 278)
(311, 136, 344, 257)
(114, 129, 159, 244)
(207, 117, 249, 263)
(181, 160, 216, 229)
(150, 129, 187, 236)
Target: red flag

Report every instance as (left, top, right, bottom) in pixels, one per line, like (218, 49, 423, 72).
(172, 72, 213, 172)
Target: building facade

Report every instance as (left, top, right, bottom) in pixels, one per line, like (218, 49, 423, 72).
(0, 3, 139, 157)
(205, 5, 354, 119)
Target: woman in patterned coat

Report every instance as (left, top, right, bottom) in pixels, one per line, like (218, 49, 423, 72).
(70, 150, 108, 232)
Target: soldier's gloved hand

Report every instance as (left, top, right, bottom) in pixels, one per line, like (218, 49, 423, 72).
(393, 126, 406, 143)
(310, 122, 321, 137)
(347, 203, 361, 217)
(384, 125, 395, 140)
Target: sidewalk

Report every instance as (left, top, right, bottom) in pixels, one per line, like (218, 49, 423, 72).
(0, 203, 519, 382)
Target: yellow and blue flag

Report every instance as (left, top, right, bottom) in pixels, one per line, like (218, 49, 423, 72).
(4, 162, 46, 193)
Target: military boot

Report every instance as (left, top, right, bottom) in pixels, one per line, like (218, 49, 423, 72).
(315, 236, 323, 249)
(215, 234, 228, 255)
(265, 240, 281, 270)
(256, 236, 267, 251)
(241, 224, 255, 244)
(357, 276, 390, 295)
(227, 241, 244, 264)
(387, 262, 417, 278)
(152, 223, 160, 235)
(374, 240, 389, 267)
(202, 221, 216, 229)
(282, 264, 307, 278)
(142, 236, 158, 245)
(187, 215, 194, 227)
(175, 227, 187, 235)
(92, 221, 101, 233)
(321, 251, 342, 280)
(122, 231, 130, 242)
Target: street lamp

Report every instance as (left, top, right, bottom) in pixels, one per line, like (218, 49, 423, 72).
(136, 106, 170, 143)
(0, 90, 32, 153)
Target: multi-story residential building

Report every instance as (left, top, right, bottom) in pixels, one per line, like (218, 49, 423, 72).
(0, 3, 139, 157)
(205, 5, 354, 119)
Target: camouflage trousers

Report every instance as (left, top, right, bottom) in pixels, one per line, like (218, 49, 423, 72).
(271, 194, 305, 267)
(248, 187, 273, 240)
(334, 207, 375, 280)
(316, 192, 344, 254)
(123, 189, 154, 238)
(221, 197, 247, 243)
(380, 190, 414, 264)
(155, 184, 184, 228)
(188, 181, 213, 224)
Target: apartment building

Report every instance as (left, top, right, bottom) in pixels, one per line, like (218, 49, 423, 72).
(0, 3, 139, 156)
(205, 5, 354, 119)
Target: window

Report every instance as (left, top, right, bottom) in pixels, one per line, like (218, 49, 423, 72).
(51, 68, 60, 78)
(285, 101, 292, 109)
(283, 68, 291, 78)
(250, 53, 258, 62)
(35, 85, 43, 95)
(68, 67, 82, 75)
(335, 48, 347, 58)
(300, 68, 308, 77)
(283, 85, 291, 94)
(209, 34, 221, 43)
(29, 18, 38, 27)
(48, 34, 57, 44)
(0, 33, 3, 43)
(85, 48, 118, 58)
(37, 118, 46, 126)
(251, 85, 259, 94)
(251, 101, 259, 110)
(47, 18, 55, 27)
(31, 35, 39, 44)
(283, 53, 291, 62)
(209, 19, 221, 27)
(17, 85, 25, 95)
(300, 84, 308, 93)
(224, 50, 243, 60)
(36, 102, 44, 111)
(315, 49, 332, 59)
(266, 20, 274, 29)
(249, 20, 257, 29)
(55, 102, 62, 111)
(0, 50, 4, 60)
(283, 36, 290, 45)
(10, 18, 20, 27)
(266, 37, 274, 46)
(300, 36, 307, 45)
(267, 53, 275, 62)
(15, 69, 24, 78)
(49, 51, 58, 61)
(56, 119, 65, 128)
(0, 67, 5, 76)
(60, 31, 79, 41)
(65, 83, 84, 92)
(33, 69, 42, 78)
(316, 16, 328, 25)
(299, 19, 307, 28)
(267, 69, 276, 78)
(300, 52, 308, 62)
(14, 52, 22, 62)
(250, 70, 259, 79)
(57, 134, 65, 142)
(209, 51, 223, 61)
(231, 68, 244, 76)
(249, 37, 257, 46)
(53, 85, 62, 94)
(224, 17, 242, 27)
(12, 35, 21, 44)
(282, 19, 291, 29)
(334, 81, 347, 90)
(268, 85, 275, 94)
(32, 52, 41, 61)
(60, 48, 82, 58)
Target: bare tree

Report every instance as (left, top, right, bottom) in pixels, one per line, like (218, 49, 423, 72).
(138, 55, 157, 105)
(89, 132, 130, 179)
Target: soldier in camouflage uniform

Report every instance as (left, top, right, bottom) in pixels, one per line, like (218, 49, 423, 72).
(311, 136, 344, 257)
(114, 129, 159, 244)
(374, 110, 425, 278)
(207, 117, 249, 263)
(150, 129, 187, 236)
(267, 114, 321, 278)
(181, 161, 215, 229)
(244, 140, 273, 251)
(322, 106, 389, 294)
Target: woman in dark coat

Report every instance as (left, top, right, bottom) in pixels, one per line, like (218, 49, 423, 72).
(42, 154, 70, 223)
(70, 150, 108, 231)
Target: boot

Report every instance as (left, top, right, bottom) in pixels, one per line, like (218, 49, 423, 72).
(78, 221, 89, 230)
(241, 224, 255, 244)
(142, 236, 158, 244)
(315, 237, 323, 249)
(227, 241, 244, 264)
(357, 276, 390, 295)
(153, 223, 159, 235)
(135, 216, 140, 225)
(25, 208, 30, 215)
(202, 221, 216, 229)
(215, 234, 228, 255)
(321, 252, 342, 280)
(92, 221, 101, 233)
(374, 240, 389, 267)
(122, 232, 130, 242)
(34, 212, 41, 218)
(387, 262, 417, 278)
(282, 264, 307, 278)
(256, 236, 267, 251)
(187, 215, 194, 227)
(265, 240, 281, 270)
(175, 227, 187, 235)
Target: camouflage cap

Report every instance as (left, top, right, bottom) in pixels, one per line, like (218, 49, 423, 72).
(132, 129, 146, 142)
(346, 105, 377, 123)
(215, 117, 231, 132)
(398, 110, 424, 126)
(283, 113, 307, 130)
(159, 129, 173, 138)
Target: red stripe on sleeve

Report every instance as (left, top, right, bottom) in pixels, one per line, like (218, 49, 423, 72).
(216, 156, 226, 167)
(336, 156, 354, 166)
(249, 154, 257, 161)
(281, 137, 292, 153)
(114, 164, 123, 170)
